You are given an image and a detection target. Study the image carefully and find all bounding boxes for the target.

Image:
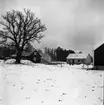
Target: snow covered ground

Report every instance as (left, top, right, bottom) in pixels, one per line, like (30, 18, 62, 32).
(0, 60, 103, 105)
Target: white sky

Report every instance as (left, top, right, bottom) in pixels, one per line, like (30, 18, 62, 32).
(0, 0, 104, 52)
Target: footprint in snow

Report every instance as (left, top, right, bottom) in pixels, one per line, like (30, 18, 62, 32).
(98, 97, 103, 102)
(25, 97, 30, 99)
(37, 82, 40, 84)
(98, 97, 101, 100)
(58, 99, 62, 102)
(21, 86, 24, 90)
(51, 85, 54, 87)
(33, 89, 37, 92)
(45, 89, 50, 91)
(13, 84, 15, 87)
(100, 75, 102, 77)
(0, 98, 2, 102)
(62, 93, 66, 95)
(60, 93, 67, 96)
(3, 76, 5, 79)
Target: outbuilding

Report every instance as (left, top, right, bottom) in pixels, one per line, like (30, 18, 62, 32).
(66, 53, 92, 65)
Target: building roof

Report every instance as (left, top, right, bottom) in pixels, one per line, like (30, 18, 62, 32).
(66, 53, 89, 59)
(22, 49, 42, 57)
(21, 48, 35, 56)
(11, 49, 40, 57)
(22, 51, 33, 56)
(94, 43, 104, 51)
(94, 41, 104, 50)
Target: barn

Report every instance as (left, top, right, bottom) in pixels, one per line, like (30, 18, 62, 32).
(66, 53, 92, 65)
(94, 43, 104, 69)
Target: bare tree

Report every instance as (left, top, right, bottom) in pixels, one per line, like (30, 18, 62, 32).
(0, 9, 46, 63)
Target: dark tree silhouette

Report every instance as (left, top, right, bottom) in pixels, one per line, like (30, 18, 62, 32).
(24, 42, 34, 52)
(0, 9, 46, 63)
(43, 47, 75, 61)
(0, 45, 16, 59)
(55, 47, 75, 61)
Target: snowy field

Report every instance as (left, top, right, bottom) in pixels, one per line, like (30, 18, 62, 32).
(0, 60, 103, 105)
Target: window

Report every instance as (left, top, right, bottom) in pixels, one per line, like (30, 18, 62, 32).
(34, 51, 37, 55)
(34, 57, 36, 61)
(78, 60, 80, 62)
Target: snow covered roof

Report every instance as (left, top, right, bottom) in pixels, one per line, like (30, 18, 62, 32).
(67, 53, 89, 59)
(11, 51, 34, 57)
(22, 51, 33, 56)
(23, 50, 42, 57)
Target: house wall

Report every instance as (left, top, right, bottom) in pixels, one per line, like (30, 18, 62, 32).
(27, 52, 41, 63)
(84, 55, 92, 65)
(67, 59, 73, 64)
(94, 66, 104, 70)
(67, 55, 92, 65)
(67, 59, 84, 65)
(94, 44, 104, 66)
(36, 55, 41, 63)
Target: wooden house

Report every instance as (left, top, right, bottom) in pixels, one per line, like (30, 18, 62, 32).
(66, 53, 92, 65)
(22, 50, 41, 63)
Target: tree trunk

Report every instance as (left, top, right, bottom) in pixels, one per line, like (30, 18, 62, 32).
(15, 51, 22, 64)
(15, 57, 21, 63)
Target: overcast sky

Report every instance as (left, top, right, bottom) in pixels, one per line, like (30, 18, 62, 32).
(0, 0, 104, 52)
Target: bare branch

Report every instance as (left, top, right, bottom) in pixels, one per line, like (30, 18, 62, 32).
(0, 8, 46, 63)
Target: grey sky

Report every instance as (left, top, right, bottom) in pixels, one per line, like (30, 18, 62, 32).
(0, 0, 104, 52)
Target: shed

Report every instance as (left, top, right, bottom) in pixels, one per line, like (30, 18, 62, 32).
(66, 53, 92, 65)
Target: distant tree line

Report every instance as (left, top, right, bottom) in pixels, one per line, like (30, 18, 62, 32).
(55, 47, 75, 61)
(0, 42, 34, 59)
(0, 44, 16, 59)
(44, 47, 75, 62)
(0, 44, 75, 62)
